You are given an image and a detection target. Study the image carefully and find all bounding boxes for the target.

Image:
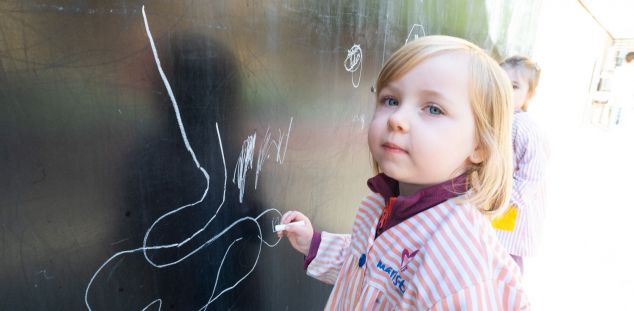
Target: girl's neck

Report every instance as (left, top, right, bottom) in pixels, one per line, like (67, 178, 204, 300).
(398, 181, 422, 196)
(397, 174, 467, 197)
(398, 181, 430, 197)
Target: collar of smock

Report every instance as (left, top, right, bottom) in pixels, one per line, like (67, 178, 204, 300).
(366, 173, 469, 220)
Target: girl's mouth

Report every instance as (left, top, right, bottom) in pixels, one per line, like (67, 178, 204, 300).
(382, 142, 407, 153)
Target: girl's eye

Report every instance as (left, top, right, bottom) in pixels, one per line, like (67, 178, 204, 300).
(382, 97, 399, 107)
(424, 105, 443, 115)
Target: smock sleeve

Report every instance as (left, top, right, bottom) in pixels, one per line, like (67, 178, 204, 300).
(306, 231, 351, 285)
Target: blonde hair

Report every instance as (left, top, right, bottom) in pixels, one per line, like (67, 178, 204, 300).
(500, 55, 541, 112)
(372, 35, 513, 216)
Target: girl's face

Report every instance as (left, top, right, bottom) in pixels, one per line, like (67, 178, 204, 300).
(502, 66, 531, 111)
(368, 52, 481, 195)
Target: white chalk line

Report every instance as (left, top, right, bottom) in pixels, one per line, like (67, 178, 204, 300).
(256, 128, 273, 190)
(141, 299, 161, 311)
(405, 24, 426, 44)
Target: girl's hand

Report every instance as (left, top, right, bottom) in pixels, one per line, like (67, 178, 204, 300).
(277, 211, 314, 256)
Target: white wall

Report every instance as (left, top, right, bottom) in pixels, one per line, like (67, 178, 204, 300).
(523, 1, 634, 310)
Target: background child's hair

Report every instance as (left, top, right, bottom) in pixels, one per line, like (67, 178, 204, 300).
(372, 35, 514, 216)
(500, 55, 541, 112)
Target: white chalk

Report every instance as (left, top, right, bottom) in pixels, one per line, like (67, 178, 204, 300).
(274, 221, 305, 232)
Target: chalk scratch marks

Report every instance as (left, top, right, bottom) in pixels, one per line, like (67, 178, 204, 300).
(233, 133, 256, 203)
(255, 118, 293, 190)
(233, 118, 293, 203)
(233, 117, 293, 203)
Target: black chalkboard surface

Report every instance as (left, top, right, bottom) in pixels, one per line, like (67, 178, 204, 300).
(0, 1, 540, 310)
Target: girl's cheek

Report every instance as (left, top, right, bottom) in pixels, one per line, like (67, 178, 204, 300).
(373, 108, 392, 119)
(369, 112, 385, 124)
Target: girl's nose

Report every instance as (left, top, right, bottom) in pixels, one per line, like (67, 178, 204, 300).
(387, 108, 409, 132)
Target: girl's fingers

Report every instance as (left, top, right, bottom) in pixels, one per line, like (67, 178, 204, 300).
(281, 210, 306, 224)
(284, 225, 300, 235)
(278, 211, 312, 243)
(276, 231, 285, 238)
(278, 211, 300, 237)
(280, 211, 297, 224)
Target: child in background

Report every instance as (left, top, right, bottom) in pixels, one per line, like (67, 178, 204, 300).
(493, 55, 549, 273)
(279, 36, 528, 310)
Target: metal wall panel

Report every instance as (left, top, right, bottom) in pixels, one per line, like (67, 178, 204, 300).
(0, 1, 540, 309)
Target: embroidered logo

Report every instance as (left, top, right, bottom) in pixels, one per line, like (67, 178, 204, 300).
(376, 260, 407, 294)
(400, 248, 419, 272)
(375, 248, 419, 294)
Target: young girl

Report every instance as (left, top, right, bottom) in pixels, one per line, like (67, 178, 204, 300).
(493, 56, 548, 273)
(279, 36, 528, 309)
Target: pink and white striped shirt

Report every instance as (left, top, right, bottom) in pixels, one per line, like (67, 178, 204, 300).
(307, 193, 529, 310)
(494, 112, 549, 257)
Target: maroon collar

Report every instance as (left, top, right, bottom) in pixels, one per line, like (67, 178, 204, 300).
(367, 173, 469, 237)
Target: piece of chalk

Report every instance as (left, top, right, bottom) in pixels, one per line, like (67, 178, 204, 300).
(274, 220, 305, 232)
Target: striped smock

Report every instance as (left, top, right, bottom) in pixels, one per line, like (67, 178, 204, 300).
(307, 193, 529, 310)
(493, 112, 549, 257)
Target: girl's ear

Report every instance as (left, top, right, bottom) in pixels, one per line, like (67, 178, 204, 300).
(469, 145, 485, 164)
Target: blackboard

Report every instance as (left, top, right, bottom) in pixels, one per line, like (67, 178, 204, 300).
(0, 1, 540, 310)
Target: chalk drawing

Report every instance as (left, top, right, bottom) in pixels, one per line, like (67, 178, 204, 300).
(352, 114, 365, 130)
(36, 269, 54, 280)
(405, 24, 426, 44)
(344, 44, 363, 88)
(84, 6, 288, 310)
(271, 217, 281, 233)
